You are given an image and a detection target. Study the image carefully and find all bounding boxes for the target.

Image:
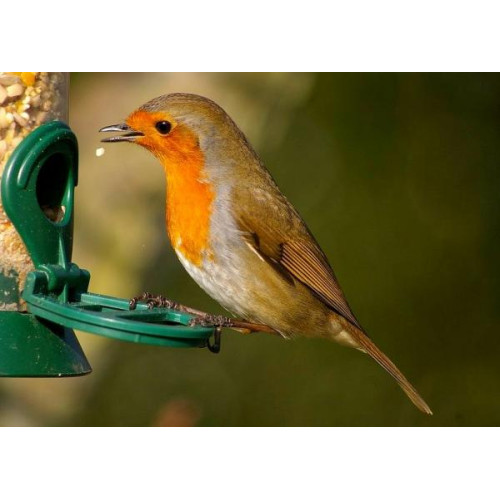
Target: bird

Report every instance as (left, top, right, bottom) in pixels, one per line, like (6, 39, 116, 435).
(100, 92, 432, 415)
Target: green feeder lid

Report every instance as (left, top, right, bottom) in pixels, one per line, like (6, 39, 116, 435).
(0, 121, 218, 377)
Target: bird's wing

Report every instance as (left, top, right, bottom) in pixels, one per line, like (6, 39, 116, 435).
(235, 189, 361, 329)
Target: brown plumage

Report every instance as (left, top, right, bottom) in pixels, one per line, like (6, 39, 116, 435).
(100, 92, 432, 415)
(235, 176, 431, 414)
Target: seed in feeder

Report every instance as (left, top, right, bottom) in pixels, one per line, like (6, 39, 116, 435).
(6, 84, 23, 98)
(96, 147, 105, 157)
(0, 74, 20, 86)
(0, 85, 6, 105)
(18, 72, 36, 87)
(13, 112, 28, 128)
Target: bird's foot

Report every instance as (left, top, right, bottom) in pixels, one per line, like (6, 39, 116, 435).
(128, 292, 276, 336)
(129, 292, 181, 311)
(129, 293, 234, 327)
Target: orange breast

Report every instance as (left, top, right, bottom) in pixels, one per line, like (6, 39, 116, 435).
(162, 128, 214, 266)
(167, 172, 214, 266)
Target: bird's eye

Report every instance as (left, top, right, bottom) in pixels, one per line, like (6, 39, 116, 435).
(155, 121, 172, 135)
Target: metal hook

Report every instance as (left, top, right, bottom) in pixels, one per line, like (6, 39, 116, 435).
(206, 326, 222, 354)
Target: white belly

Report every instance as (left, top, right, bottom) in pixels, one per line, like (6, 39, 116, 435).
(176, 249, 250, 318)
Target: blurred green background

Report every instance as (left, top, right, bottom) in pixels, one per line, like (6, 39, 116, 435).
(0, 73, 498, 426)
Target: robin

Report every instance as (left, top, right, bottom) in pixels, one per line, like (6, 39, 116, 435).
(100, 93, 432, 414)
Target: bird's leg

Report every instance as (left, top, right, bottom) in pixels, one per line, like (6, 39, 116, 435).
(188, 314, 279, 335)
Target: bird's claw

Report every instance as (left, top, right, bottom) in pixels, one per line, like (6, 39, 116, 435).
(129, 292, 180, 311)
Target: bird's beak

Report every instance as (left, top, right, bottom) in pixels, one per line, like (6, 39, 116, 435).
(99, 123, 144, 143)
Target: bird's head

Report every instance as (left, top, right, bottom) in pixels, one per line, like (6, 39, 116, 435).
(100, 93, 253, 175)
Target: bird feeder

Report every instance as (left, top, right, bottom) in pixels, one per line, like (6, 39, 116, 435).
(0, 73, 216, 377)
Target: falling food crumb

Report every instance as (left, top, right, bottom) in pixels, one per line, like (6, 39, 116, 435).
(96, 147, 105, 157)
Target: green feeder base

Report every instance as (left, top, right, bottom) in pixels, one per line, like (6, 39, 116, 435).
(0, 312, 91, 377)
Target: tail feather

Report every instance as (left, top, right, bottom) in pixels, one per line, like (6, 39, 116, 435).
(347, 325, 432, 415)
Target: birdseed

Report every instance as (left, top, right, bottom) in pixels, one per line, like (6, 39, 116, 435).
(0, 72, 69, 310)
